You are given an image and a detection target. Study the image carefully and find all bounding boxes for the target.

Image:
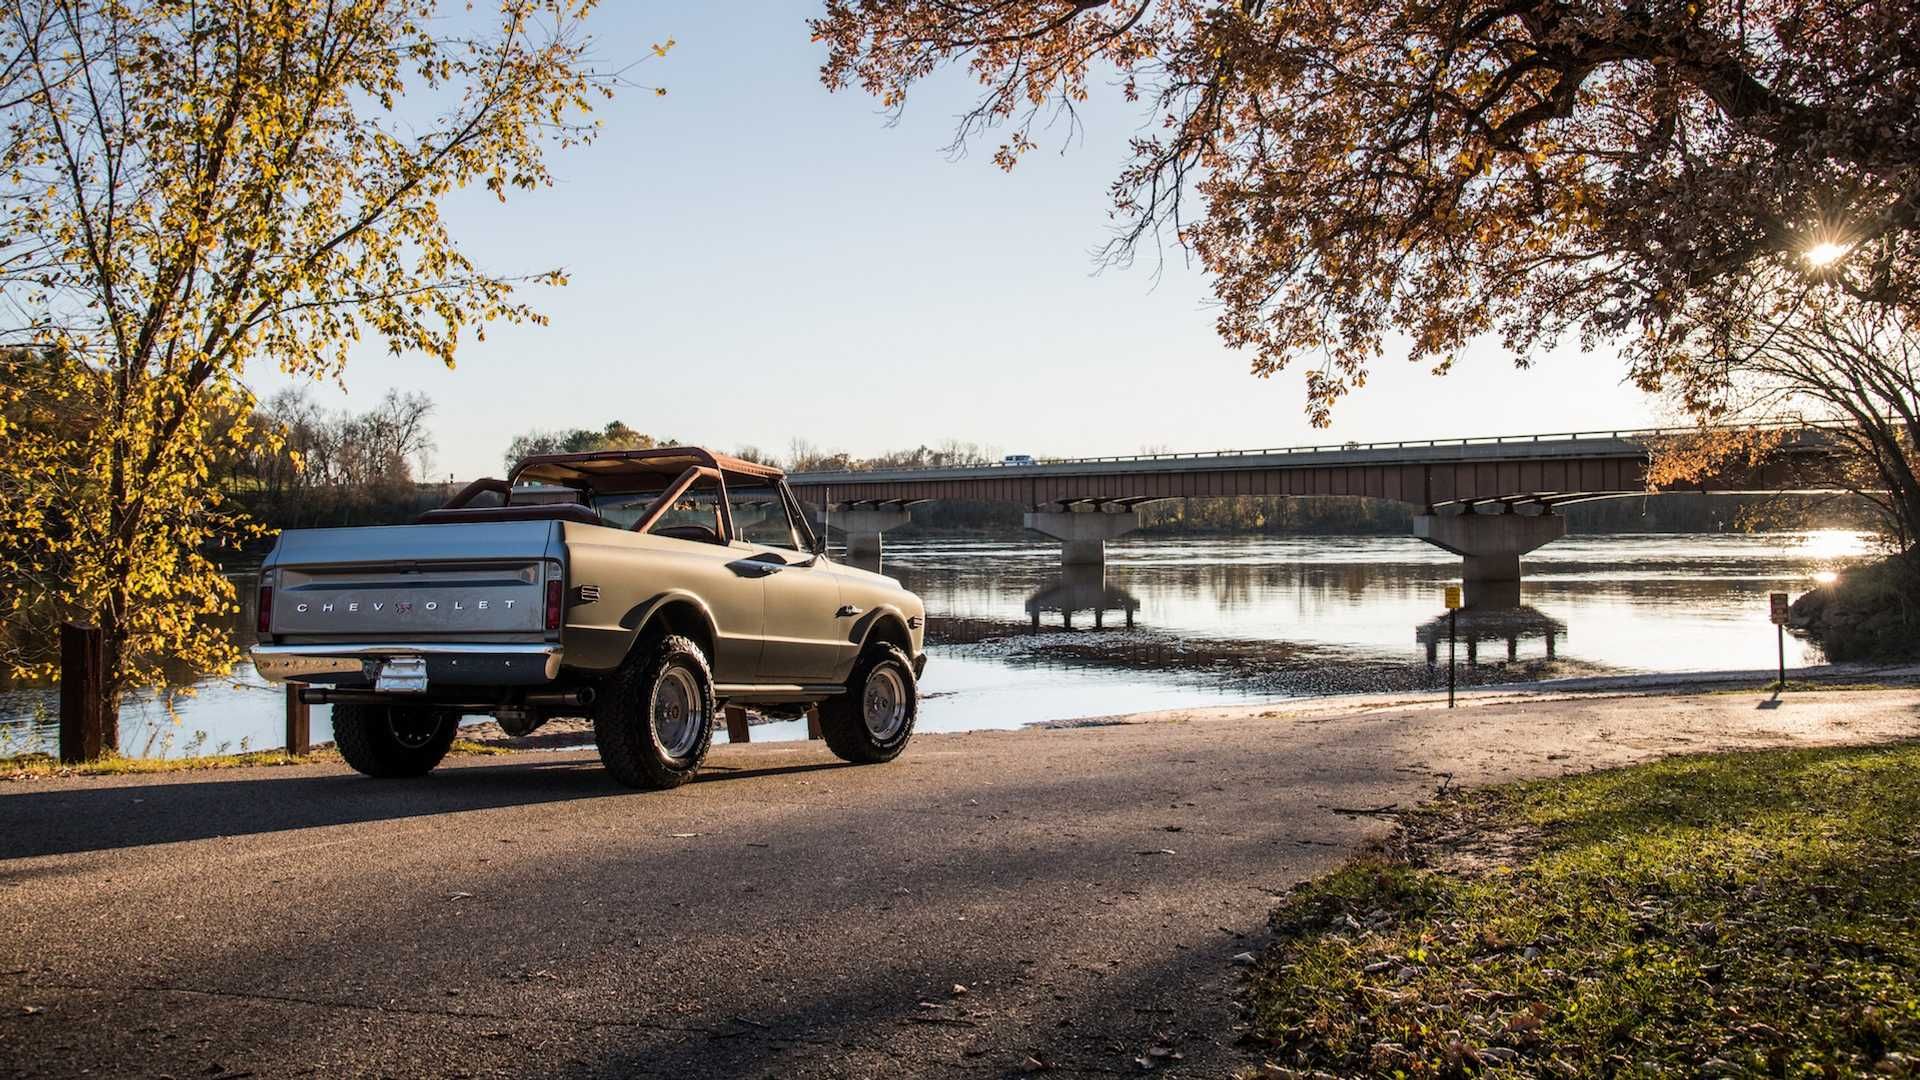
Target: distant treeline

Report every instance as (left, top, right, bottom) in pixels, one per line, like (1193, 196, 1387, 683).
(225, 388, 454, 532)
(231, 484, 453, 534)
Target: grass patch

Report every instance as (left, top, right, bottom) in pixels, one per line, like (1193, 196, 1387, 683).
(2, 736, 518, 779)
(1247, 743, 1920, 1077)
(447, 738, 514, 756)
(1, 747, 338, 779)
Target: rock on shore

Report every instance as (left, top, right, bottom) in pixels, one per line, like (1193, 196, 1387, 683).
(1789, 554, 1920, 662)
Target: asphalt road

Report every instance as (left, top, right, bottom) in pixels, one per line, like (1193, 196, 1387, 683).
(2, 687, 1916, 1079)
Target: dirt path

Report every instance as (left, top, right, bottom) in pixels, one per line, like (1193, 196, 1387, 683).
(1, 687, 1914, 1079)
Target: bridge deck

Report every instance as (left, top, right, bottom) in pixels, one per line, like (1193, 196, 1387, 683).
(787, 424, 1835, 507)
(787, 425, 1837, 510)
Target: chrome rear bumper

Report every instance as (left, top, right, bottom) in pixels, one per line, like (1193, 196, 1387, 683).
(251, 643, 562, 686)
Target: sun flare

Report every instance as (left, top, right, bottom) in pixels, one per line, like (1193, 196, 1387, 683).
(1805, 241, 1851, 267)
(1796, 529, 1869, 559)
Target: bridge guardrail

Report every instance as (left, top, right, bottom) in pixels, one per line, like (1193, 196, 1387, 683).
(787, 420, 1843, 480)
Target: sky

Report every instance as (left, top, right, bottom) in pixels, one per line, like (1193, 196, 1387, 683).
(249, 1, 1662, 481)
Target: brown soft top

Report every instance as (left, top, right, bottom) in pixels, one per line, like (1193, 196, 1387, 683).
(508, 446, 785, 490)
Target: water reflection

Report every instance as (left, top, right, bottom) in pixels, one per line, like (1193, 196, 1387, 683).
(1414, 606, 1567, 668)
(883, 533, 1862, 675)
(844, 549, 885, 575)
(1024, 564, 1141, 631)
(0, 663, 332, 762)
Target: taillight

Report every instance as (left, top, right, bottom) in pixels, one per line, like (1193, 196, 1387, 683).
(257, 585, 273, 635)
(545, 578, 563, 631)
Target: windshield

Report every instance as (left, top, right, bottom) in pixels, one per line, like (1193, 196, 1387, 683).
(728, 483, 801, 550)
(591, 478, 726, 539)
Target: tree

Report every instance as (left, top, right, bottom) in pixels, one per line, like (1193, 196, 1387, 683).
(238, 388, 439, 527)
(502, 421, 675, 471)
(855, 440, 999, 470)
(1648, 279, 1918, 552)
(785, 437, 853, 472)
(812, 0, 1920, 422)
(729, 444, 781, 467)
(1, 344, 254, 696)
(0, 2, 653, 726)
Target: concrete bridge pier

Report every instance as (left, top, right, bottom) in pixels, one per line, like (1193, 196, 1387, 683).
(825, 506, 913, 563)
(1024, 507, 1141, 567)
(1413, 508, 1567, 607)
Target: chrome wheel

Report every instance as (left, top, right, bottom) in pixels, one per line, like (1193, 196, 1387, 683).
(862, 666, 908, 740)
(653, 665, 707, 759)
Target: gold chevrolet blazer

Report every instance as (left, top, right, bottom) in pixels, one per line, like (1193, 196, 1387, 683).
(250, 447, 927, 788)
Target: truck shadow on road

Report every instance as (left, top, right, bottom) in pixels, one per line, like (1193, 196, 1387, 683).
(0, 756, 855, 861)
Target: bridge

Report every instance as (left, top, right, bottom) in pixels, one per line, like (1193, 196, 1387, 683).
(788, 425, 1841, 605)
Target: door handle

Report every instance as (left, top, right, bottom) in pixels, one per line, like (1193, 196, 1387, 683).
(836, 604, 863, 618)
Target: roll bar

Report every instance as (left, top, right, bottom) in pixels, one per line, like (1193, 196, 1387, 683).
(440, 477, 511, 510)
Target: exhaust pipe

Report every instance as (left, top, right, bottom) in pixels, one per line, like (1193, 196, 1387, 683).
(297, 688, 495, 707)
(296, 687, 593, 708)
(498, 688, 595, 738)
(525, 688, 595, 708)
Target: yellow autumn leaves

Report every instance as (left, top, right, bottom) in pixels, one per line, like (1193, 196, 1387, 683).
(1, 1, 640, 698)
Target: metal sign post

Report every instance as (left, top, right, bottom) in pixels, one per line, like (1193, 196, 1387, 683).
(1444, 586, 1462, 708)
(1769, 592, 1790, 691)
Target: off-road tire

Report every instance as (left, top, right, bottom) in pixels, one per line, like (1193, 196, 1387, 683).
(594, 634, 716, 789)
(819, 643, 917, 764)
(331, 703, 460, 778)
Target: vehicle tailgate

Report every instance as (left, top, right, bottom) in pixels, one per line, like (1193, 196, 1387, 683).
(266, 522, 561, 638)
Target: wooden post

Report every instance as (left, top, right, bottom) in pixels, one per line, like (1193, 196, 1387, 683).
(724, 706, 751, 744)
(285, 684, 311, 756)
(1447, 609, 1456, 710)
(58, 623, 108, 763)
(805, 706, 822, 741)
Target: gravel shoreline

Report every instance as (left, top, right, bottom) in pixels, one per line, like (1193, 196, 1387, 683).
(930, 614, 1618, 696)
(449, 645, 1920, 749)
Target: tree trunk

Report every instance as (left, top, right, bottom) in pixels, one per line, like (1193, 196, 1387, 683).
(96, 594, 125, 757)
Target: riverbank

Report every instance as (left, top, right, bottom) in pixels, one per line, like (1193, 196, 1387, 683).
(1244, 741, 1920, 1076)
(1035, 660, 1920, 730)
(8, 664, 1918, 775)
(0, 739, 509, 781)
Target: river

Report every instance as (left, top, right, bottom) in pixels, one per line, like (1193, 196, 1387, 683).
(0, 530, 1872, 759)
